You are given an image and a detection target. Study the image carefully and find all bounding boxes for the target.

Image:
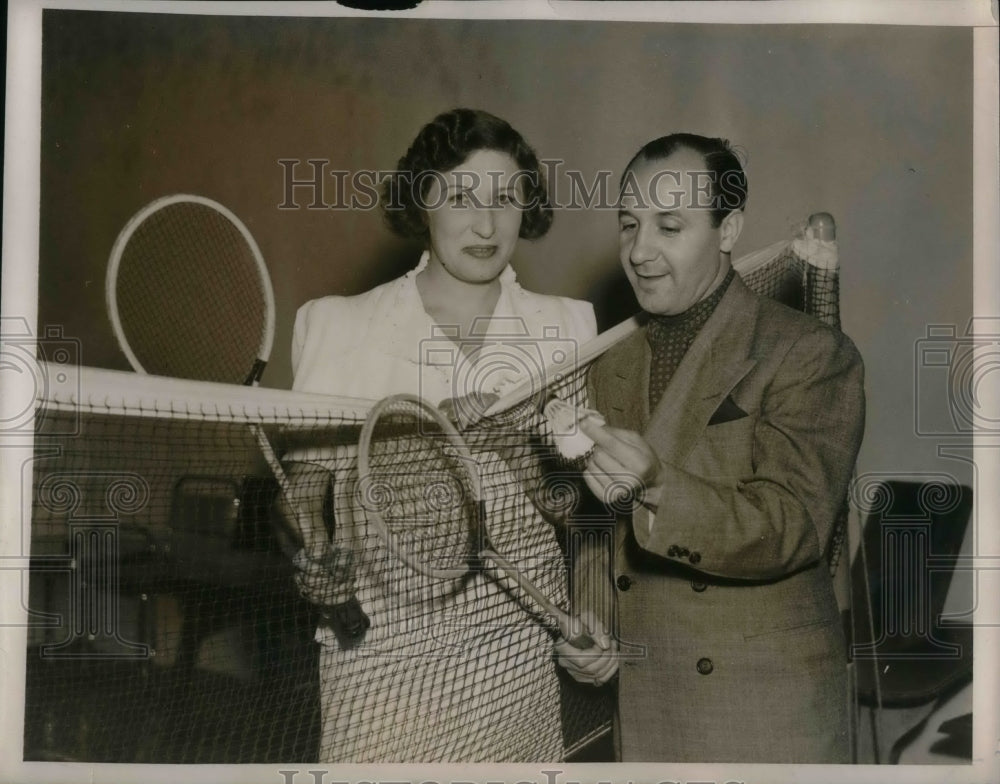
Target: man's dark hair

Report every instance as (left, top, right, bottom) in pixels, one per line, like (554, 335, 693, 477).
(622, 133, 748, 226)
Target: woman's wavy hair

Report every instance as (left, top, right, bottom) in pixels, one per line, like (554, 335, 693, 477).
(382, 108, 553, 242)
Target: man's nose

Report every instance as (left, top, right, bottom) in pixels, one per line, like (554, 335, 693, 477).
(629, 225, 658, 265)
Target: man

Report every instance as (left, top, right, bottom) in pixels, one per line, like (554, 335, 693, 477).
(556, 133, 865, 763)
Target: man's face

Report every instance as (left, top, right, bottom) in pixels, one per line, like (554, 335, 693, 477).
(618, 148, 743, 316)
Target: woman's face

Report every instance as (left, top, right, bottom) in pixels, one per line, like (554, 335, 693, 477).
(423, 148, 525, 285)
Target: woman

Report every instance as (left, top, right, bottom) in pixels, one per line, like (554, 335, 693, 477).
(286, 109, 597, 763)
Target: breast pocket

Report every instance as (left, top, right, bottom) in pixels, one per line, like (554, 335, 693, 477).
(686, 416, 756, 483)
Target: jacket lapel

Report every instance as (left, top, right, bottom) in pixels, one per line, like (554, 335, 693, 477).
(644, 275, 760, 466)
(600, 324, 649, 433)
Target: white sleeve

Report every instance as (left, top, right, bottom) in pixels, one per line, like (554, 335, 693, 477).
(290, 300, 313, 381)
(565, 298, 598, 343)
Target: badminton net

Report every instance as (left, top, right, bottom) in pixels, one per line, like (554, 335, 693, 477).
(24, 365, 606, 764)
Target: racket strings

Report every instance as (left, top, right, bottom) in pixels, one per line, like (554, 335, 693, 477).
(112, 201, 269, 383)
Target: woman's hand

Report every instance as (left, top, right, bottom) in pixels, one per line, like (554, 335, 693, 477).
(578, 418, 665, 511)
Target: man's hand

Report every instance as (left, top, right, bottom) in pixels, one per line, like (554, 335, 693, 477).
(554, 610, 619, 686)
(578, 418, 665, 511)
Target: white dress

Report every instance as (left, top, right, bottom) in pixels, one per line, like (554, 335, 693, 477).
(290, 252, 597, 763)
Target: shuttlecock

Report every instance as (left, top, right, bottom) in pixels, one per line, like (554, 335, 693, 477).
(543, 397, 605, 460)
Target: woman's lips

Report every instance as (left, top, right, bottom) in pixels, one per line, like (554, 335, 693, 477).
(463, 245, 498, 259)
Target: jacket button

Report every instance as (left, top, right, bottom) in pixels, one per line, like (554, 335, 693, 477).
(616, 574, 632, 591)
(679, 547, 690, 557)
(689, 551, 702, 565)
(696, 657, 714, 675)
(691, 580, 707, 592)
(667, 545, 679, 557)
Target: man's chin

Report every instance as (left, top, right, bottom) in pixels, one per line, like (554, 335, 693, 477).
(635, 293, 680, 317)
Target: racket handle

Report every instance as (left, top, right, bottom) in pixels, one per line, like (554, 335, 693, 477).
(485, 550, 561, 615)
(250, 423, 318, 551)
(562, 628, 597, 650)
(484, 551, 598, 649)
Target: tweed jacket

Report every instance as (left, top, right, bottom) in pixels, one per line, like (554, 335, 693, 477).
(580, 273, 865, 762)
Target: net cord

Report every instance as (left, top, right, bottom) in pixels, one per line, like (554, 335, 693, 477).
(481, 314, 643, 419)
(34, 363, 374, 422)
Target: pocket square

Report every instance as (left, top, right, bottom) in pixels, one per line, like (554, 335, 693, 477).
(708, 394, 748, 426)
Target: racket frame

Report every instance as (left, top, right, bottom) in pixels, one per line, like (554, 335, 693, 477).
(357, 393, 484, 580)
(105, 193, 276, 384)
(357, 393, 593, 646)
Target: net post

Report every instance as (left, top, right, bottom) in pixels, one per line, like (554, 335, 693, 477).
(808, 212, 836, 241)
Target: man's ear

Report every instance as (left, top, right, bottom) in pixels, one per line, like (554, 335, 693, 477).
(719, 210, 744, 254)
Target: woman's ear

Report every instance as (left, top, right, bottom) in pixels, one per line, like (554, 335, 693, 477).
(719, 210, 744, 254)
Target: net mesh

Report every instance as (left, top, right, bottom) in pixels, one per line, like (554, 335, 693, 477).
(24, 372, 602, 763)
(111, 200, 270, 384)
(733, 236, 840, 331)
(24, 227, 839, 763)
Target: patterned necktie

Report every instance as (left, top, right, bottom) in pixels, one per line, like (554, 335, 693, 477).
(646, 268, 736, 411)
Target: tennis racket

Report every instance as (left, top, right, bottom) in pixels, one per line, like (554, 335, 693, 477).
(357, 392, 595, 649)
(106, 194, 274, 385)
(105, 193, 319, 550)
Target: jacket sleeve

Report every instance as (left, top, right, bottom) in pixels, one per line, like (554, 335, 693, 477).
(638, 325, 865, 581)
